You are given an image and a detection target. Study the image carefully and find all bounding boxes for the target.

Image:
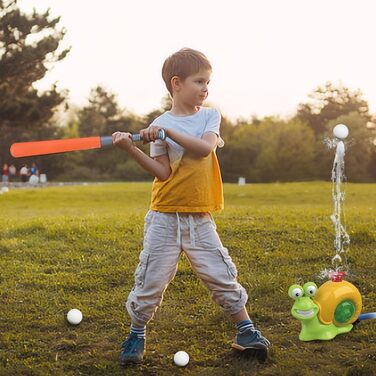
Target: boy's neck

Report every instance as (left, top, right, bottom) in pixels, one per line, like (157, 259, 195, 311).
(169, 101, 200, 116)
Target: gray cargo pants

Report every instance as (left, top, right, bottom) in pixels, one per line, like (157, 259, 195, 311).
(126, 210, 248, 327)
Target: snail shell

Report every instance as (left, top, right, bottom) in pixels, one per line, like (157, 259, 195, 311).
(313, 279, 362, 326)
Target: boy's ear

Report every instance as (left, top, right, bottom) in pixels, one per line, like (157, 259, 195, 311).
(171, 75, 182, 92)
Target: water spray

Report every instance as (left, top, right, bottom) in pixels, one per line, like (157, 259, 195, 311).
(288, 124, 376, 341)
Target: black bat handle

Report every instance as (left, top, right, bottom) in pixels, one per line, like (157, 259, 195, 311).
(100, 129, 167, 148)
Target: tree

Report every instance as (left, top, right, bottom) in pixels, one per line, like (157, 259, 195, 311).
(296, 82, 370, 135)
(219, 117, 315, 182)
(0, 0, 69, 164)
(78, 86, 121, 137)
(143, 93, 172, 126)
(58, 85, 150, 181)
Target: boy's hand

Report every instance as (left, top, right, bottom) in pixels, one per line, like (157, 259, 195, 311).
(140, 125, 166, 144)
(112, 131, 134, 151)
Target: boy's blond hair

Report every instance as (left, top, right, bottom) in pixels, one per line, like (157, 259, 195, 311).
(162, 48, 212, 97)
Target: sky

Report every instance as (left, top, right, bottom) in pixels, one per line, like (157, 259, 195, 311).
(18, 0, 376, 122)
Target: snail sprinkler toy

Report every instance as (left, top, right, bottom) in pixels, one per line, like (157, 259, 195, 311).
(288, 124, 376, 341)
(288, 271, 373, 341)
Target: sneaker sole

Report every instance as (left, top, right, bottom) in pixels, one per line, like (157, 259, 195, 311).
(232, 343, 269, 363)
(119, 357, 143, 366)
(231, 342, 268, 351)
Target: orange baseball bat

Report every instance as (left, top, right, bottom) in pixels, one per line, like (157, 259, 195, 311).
(10, 130, 166, 158)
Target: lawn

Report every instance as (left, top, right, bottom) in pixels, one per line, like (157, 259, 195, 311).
(0, 182, 375, 375)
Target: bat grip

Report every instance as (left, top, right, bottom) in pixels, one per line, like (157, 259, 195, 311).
(100, 129, 167, 149)
(100, 136, 114, 148)
(132, 128, 167, 142)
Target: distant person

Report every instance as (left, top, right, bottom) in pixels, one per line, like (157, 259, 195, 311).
(30, 162, 39, 176)
(19, 164, 29, 183)
(2, 163, 9, 185)
(113, 48, 270, 366)
(8, 164, 17, 182)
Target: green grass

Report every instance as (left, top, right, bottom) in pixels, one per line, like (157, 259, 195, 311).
(0, 182, 375, 375)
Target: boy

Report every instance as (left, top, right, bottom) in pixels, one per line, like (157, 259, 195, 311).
(112, 48, 271, 365)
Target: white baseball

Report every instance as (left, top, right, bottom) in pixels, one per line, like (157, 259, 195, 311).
(174, 351, 189, 367)
(333, 124, 349, 139)
(67, 309, 83, 325)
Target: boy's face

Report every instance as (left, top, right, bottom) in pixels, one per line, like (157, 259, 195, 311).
(173, 69, 211, 106)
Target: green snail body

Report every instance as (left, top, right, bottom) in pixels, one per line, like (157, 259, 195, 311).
(288, 275, 362, 341)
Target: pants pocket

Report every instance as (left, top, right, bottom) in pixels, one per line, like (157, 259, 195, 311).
(195, 217, 221, 249)
(144, 210, 154, 223)
(143, 210, 154, 237)
(134, 251, 150, 287)
(216, 247, 238, 279)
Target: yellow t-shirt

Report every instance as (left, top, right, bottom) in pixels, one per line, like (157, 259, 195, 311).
(149, 106, 224, 213)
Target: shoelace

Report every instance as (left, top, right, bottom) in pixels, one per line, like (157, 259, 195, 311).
(242, 329, 271, 347)
(253, 330, 271, 346)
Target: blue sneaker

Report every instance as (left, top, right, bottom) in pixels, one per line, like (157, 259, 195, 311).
(231, 328, 271, 352)
(120, 332, 145, 365)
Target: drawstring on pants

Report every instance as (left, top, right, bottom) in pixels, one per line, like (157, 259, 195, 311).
(175, 213, 196, 249)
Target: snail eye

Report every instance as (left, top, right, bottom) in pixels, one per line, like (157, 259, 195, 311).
(303, 282, 318, 297)
(289, 287, 303, 300)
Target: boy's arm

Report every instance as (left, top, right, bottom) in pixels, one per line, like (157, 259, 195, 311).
(112, 132, 171, 181)
(165, 128, 218, 158)
(127, 146, 171, 181)
(140, 125, 218, 158)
